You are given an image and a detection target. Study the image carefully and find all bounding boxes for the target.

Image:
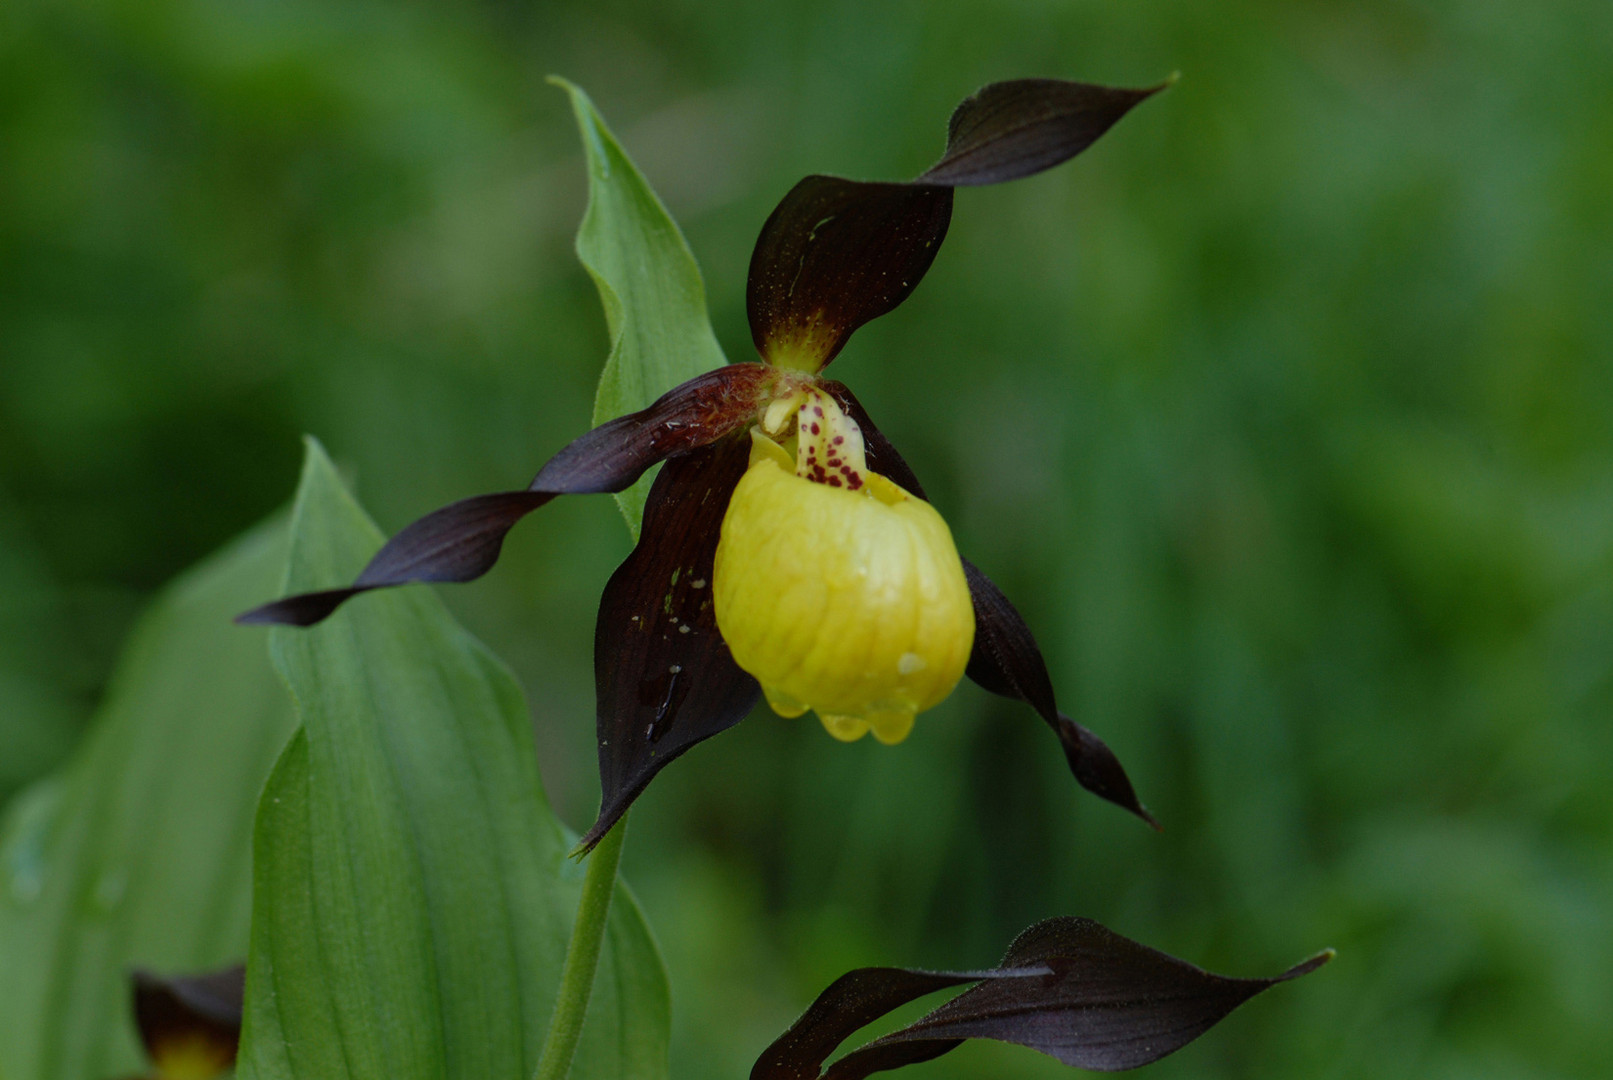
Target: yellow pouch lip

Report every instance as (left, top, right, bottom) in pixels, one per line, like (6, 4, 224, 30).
(717, 417, 975, 744)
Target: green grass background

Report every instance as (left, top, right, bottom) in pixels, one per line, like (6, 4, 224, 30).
(3, 0, 1610, 1077)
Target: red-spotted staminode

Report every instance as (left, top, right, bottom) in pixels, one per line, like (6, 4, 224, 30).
(241, 77, 1167, 849)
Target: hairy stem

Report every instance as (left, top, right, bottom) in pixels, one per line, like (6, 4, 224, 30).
(533, 814, 629, 1080)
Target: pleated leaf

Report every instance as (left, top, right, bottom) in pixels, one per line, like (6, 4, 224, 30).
(236, 439, 669, 1080)
(0, 519, 297, 1080)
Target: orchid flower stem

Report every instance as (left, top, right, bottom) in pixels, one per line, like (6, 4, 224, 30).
(533, 813, 629, 1080)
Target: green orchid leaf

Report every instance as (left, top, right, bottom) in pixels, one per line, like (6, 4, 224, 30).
(0, 518, 298, 1080)
(237, 438, 668, 1080)
(552, 76, 729, 539)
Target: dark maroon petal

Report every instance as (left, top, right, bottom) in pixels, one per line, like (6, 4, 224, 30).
(921, 78, 1169, 187)
(824, 380, 1154, 827)
(236, 492, 555, 626)
(963, 559, 1158, 829)
(531, 363, 774, 492)
(581, 434, 760, 851)
(132, 965, 244, 1072)
(754, 918, 1332, 1080)
(237, 364, 773, 628)
(747, 177, 952, 371)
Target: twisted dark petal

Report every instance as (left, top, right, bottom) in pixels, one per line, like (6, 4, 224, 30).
(532, 363, 773, 492)
(132, 964, 245, 1069)
(747, 178, 952, 370)
(236, 364, 773, 628)
(921, 78, 1169, 186)
(823, 380, 1154, 827)
(746, 78, 1162, 372)
(582, 435, 760, 851)
(755, 918, 1332, 1080)
(236, 492, 555, 626)
(963, 559, 1158, 829)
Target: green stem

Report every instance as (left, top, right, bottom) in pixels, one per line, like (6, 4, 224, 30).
(533, 814, 629, 1080)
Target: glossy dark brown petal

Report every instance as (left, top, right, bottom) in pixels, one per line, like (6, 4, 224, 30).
(962, 560, 1158, 829)
(131, 965, 245, 1075)
(747, 177, 952, 370)
(746, 78, 1163, 372)
(237, 364, 773, 628)
(581, 434, 761, 851)
(822, 380, 1154, 827)
(921, 78, 1169, 187)
(754, 918, 1332, 1080)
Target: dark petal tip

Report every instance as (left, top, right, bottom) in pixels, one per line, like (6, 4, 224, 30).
(922, 76, 1170, 187)
(235, 587, 369, 627)
(1056, 712, 1160, 830)
(1276, 949, 1337, 981)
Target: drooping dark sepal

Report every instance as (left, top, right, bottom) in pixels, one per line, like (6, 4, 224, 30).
(131, 964, 245, 1077)
(962, 559, 1158, 829)
(237, 364, 774, 627)
(822, 381, 1154, 827)
(753, 917, 1332, 1080)
(921, 77, 1170, 187)
(582, 434, 761, 851)
(746, 78, 1164, 372)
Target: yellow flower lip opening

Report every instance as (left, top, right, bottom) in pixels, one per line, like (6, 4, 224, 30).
(713, 388, 975, 744)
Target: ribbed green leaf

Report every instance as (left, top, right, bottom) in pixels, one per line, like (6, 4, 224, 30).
(237, 438, 668, 1080)
(0, 519, 297, 1080)
(553, 77, 728, 538)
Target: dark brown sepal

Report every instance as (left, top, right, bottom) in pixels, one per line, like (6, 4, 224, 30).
(235, 491, 555, 626)
(531, 363, 774, 492)
(131, 964, 245, 1077)
(582, 434, 761, 851)
(236, 364, 773, 628)
(963, 559, 1158, 829)
(753, 918, 1332, 1079)
(921, 78, 1169, 187)
(746, 78, 1163, 371)
(747, 178, 952, 371)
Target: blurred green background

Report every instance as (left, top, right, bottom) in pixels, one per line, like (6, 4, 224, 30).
(3, 0, 1610, 1077)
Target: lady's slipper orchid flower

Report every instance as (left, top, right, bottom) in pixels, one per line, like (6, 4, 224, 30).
(716, 389, 975, 746)
(241, 77, 1166, 849)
